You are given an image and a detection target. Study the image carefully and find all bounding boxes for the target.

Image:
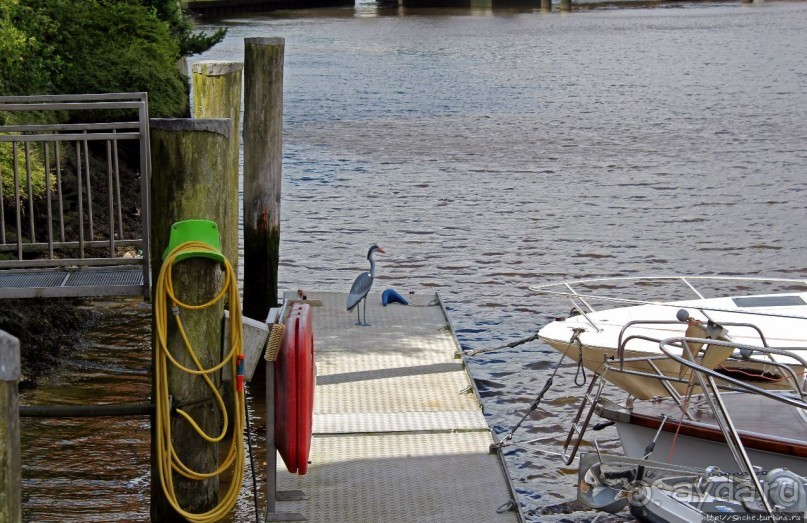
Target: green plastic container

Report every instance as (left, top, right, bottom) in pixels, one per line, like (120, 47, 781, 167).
(162, 220, 226, 265)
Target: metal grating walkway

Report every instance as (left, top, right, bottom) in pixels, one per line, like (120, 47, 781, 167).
(0, 93, 151, 301)
(270, 291, 522, 523)
(0, 266, 146, 299)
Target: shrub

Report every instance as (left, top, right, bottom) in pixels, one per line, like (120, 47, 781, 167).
(0, 0, 200, 117)
(0, 140, 51, 208)
(0, 0, 225, 207)
(143, 0, 226, 57)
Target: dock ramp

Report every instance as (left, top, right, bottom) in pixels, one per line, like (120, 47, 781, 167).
(0, 94, 150, 300)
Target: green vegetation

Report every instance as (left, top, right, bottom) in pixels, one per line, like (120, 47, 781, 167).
(0, 0, 223, 116)
(0, 0, 225, 206)
(0, 0, 226, 375)
(0, 142, 49, 205)
(146, 0, 227, 57)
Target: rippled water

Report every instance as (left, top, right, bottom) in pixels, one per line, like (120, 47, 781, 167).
(20, 1, 807, 521)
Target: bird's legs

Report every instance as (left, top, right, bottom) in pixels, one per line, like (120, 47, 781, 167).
(356, 297, 370, 326)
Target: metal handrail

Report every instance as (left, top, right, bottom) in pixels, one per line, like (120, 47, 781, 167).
(531, 275, 807, 303)
(560, 334, 807, 510)
(532, 275, 807, 293)
(655, 337, 807, 409)
(0, 93, 151, 299)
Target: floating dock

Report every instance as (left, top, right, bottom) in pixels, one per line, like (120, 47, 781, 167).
(271, 291, 521, 522)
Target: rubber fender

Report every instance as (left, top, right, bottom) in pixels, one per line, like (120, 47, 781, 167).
(274, 303, 315, 475)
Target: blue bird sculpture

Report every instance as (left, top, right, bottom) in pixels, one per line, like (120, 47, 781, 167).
(347, 244, 385, 326)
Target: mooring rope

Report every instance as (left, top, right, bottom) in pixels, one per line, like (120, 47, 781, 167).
(408, 297, 441, 307)
(463, 332, 541, 356)
(490, 328, 597, 450)
(491, 337, 578, 450)
(570, 327, 587, 386)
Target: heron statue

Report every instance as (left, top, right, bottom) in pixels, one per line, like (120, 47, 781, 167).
(347, 243, 385, 326)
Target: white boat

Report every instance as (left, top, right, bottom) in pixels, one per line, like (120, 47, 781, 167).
(529, 277, 807, 521)
(533, 276, 807, 399)
(594, 387, 807, 476)
(577, 452, 807, 523)
(561, 336, 807, 521)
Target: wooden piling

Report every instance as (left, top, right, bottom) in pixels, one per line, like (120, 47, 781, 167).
(243, 37, 284, 321)
(560, 0, 570, 10)
(540, 0, 551, 11)
(192, 61, 244, 280)
(148, 118, 232, 520)
(0, 331, 21, 523)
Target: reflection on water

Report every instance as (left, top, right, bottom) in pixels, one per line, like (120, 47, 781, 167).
(21, 1, 807, 521)
(20, 301, 153, 522)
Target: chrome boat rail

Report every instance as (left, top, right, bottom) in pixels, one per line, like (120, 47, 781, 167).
(563, 335, 807, 518)
(656, 336, 807, 516)
(530, 276, 807, 331)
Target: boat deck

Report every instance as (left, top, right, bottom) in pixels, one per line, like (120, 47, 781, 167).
(269, 291, 521, 522)
(596, 391, 807, 475)
(601, 391, 807, 448)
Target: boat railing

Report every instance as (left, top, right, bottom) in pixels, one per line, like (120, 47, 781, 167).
(560, 349, 773, 465)
(619, 331, 807, 405)
(562, 336, 807, 466)
(656, 336, 807, 515)
(617, 317, 780, 365)
(564, 336, 807, 517)
(656, 336, 807, 412)
(530, 275, 807, 331)
(561, 372, 608, 466)
(560, 353, 710, 465)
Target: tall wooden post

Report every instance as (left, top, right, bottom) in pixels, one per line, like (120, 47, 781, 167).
(149, 118, 232, 520)
(192, 62, 245, 432)
(243, 37, 284, 321)
(540, 0, 551, 11)
(0, 331, 21, 523)
(560, 0, 570, 10)
(192, 61, 244, 280)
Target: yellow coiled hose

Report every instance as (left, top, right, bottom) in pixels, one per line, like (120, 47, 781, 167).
(154, 241, 245, 523)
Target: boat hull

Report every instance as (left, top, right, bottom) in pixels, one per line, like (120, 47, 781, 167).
(597, 395, 807, 477)
(540, 295, 807, 400)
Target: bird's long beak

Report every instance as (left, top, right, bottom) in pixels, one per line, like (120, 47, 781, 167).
(377, 247, 386, 254)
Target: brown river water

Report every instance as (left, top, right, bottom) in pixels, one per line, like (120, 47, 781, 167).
(20, 1, 807, 521)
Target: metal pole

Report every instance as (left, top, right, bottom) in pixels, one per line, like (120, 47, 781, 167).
(0, 331, 21, 523)
(266, 357, 278, 516)
(265, 344, 307, 522)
